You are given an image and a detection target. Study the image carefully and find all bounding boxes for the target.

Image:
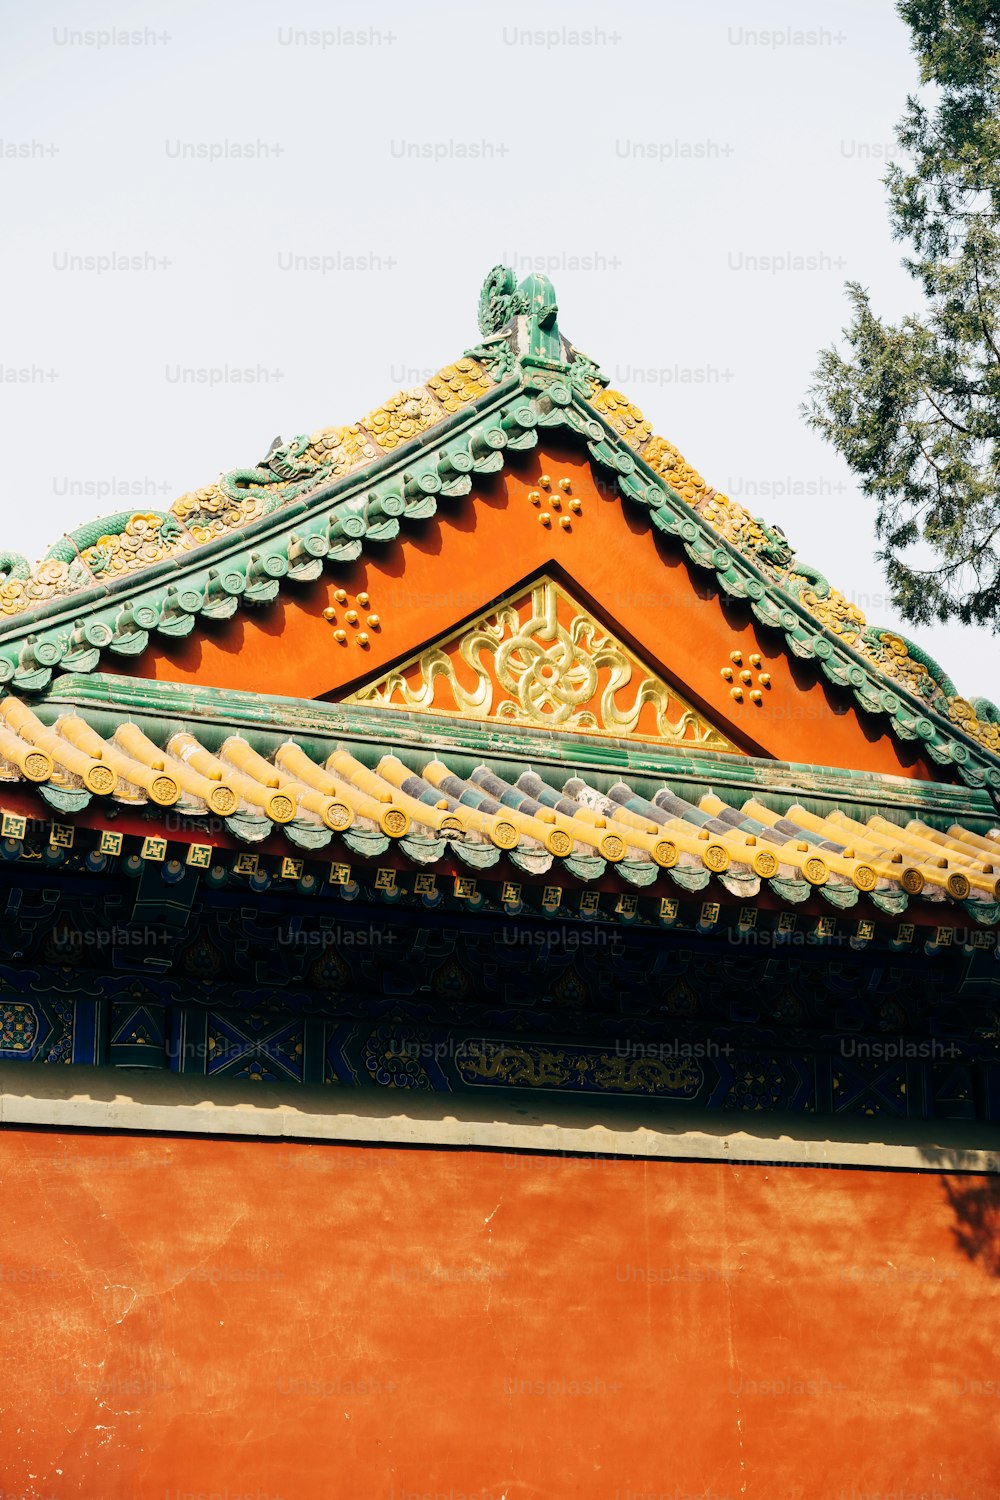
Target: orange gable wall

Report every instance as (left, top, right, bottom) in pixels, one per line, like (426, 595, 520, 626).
(2, 1129, 997, 1499)
(128, 439, 940, 780)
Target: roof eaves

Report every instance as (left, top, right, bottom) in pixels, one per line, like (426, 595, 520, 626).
(37, 671, 1000, 831)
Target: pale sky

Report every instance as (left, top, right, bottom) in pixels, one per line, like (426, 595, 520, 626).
(3, 0, 996, 699)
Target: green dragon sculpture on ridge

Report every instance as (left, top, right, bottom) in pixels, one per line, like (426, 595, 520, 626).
(0, 434, 329, 592)
(44, 511, 184, 570)
(0, 552, 30, 584)
(219, 433, 324, 514)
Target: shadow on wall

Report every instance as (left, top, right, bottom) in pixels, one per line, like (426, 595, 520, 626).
(919, 1146, 1000, 1277)
(941, 1175, 1000, 1277)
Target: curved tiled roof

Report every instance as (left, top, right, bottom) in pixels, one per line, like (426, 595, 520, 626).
(0, 266, 997, 782)
(0, 691, 996, 926)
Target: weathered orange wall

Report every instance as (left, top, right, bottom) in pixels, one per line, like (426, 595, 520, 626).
(129, 441, 939, 780)
(2, 1128, 997, 1499)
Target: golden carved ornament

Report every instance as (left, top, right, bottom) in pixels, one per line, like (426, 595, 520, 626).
(150, 774, 179, 806)
(948, 697, 1000, 753)
(265, 792, 296, 824)
(207, 785, 238, 817)
(456, 1041, 701, 1097)
(172, 483, 256, 544)
(0, 559, 77, 617)
(795, 583, 866, 641)
(22, 751, 51, 780)
(301, 422, 378, 475)
(360, 387, 441, 451)
(867, 632, 935, 697)
(346, 576, 737, 751)
(78, 512, 192, 580)
(426, 358, 492, 412)
(639, 435, 706, 504)
(490, 820, 519, 851)
(702, 843, 729, 873)
(382, 808, 408, 838)
(84, 764, 116, 795)
(750, 849, 778, 878)
(589, 389, 652, 448)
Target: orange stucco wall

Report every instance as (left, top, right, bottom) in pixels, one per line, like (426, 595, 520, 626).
(2, 1128, 997, 1499)
(129, 440, 939, 780)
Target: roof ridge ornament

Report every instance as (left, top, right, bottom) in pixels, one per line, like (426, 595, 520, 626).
(518, 271, 561, 363)
(475, 264, 561, 364)
(472, 264, 606, 389)
(477, 265, 530, 337)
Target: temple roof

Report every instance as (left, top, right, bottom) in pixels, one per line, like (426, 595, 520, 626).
(1, 266, 999, 787)
(0, 672, 996, 930)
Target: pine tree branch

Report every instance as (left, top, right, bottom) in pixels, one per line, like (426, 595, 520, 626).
(972, 260, 1000, 369)
(918, 386, 972, 433)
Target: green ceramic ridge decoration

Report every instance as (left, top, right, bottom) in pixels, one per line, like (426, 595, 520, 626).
(0, 552, 31, 583)
(477, 264, 531, 336)
(861, 628, 958, 699)
(44, 510, 186, 571)
(970, 696, 1000, 725)
(750, 521, 795, 571)
(784, 560, 832, 602)
(219, 433, 325, 515)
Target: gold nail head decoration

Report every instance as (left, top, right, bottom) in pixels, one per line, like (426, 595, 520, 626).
(559, 478, 572, 492)
(528, 491, 541, 505)
(539, 475, 551, 489)
(345, 609, 359, 625)
(750, 689, 762, 704)
(759, 672, 772, 687)
(539, 513, 552, 526)
(721, 667, 734, 681)
(740, 669, 752, 684)
(367, 614, 380, 628)
(357, 592, 370, 607)
(334, 589, 347, 604)
(729, 650, 743, 665)
(749, 653, 762, 668)
(357, 631, 369, 646)
(334, 629, 347, 643)
(322, 607, 336, 622)
(568, 498, 582, 513)
(730, 686, 744, 701)
(559, 516, 571, 529)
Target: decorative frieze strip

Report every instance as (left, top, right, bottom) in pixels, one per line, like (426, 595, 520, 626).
(1, 802, 997, 947)
(1, 990, 998, 1121)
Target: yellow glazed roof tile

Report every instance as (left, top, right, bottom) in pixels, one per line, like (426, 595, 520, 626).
(0, 695, 993, 925)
